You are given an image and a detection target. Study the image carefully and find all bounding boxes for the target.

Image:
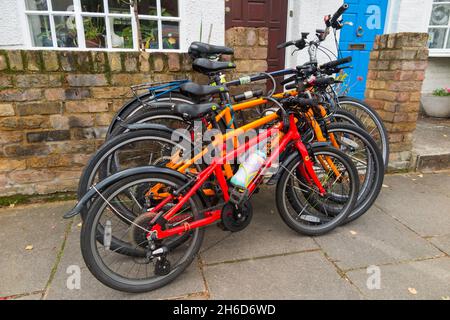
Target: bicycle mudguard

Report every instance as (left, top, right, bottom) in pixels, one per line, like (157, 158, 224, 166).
(107, 89, 185, 136)
(121, 122, 177, 133)
(107, 92, 155, 135)
(63, 166, 193, 219)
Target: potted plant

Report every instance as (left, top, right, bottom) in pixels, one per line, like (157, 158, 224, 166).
(421, 88, 450, 118)
(84, 18, 106, 48)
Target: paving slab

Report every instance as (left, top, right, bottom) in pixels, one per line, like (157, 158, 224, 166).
(0, 201, 74, 297)
(200, 187, 318, 265)
(429, 234, 450, 255)
(314, 206, 442, 271)
(45, 216, 206, 300)
(376, 174, 450, 237)
(204, 251, 363, 299)
(346, 257, 450, 300)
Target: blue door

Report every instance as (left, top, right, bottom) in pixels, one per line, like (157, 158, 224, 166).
(338, 0, 388, 99)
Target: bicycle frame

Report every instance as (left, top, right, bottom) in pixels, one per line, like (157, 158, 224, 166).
(147, 113, 326, 240)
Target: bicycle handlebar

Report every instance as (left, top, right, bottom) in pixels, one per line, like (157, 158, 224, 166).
(282, 97, 318, 107)
(320, 56, 352, 69)
(314, 77, 337, 86)
(329, 3, 349, 27)
(277, 41, 295, 49)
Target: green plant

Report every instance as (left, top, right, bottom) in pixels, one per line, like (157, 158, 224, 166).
(84, 18, 105, 41)
(140, 22, 158, 49)
(121, 26, 134, 48)
(432, 88, 450, 96)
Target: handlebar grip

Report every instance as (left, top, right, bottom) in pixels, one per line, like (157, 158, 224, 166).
(320, 56, 352, 69)
(314, 77, 336, 86)
(285, 83, 297, 90)
(280, 75, 297, 86)
(330, 3, 349, 25)
(277, 41, 295, 49)
(233, 89, 264, 102)
(298, 98, 318, 107)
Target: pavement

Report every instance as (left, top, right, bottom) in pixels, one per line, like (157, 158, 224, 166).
(0, 172, 449, 300)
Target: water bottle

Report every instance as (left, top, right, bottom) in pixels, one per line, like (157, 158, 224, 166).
(230, 150, 266, 189)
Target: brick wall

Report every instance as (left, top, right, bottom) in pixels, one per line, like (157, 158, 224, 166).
(365, 32, 429, 171)
(0, 27, 268, 196)
(0, 50, 194, 196)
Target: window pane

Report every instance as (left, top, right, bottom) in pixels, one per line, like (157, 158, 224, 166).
(51, 0, 74, 11)
(162, 21, 179, 49)
(139, 19, 159, 49)
(138, 0, 157, 16)
(25, 0, 48, 11)
(109, 17, 133, 49)
(447, 31, 450, 49)
(54, 15, 77, 47)
(428, 28, 446, 48)
(161, 0, 178, 17)
(81, 0, 104, 13)
(108, 0, 131, 14)
(429, 4, 450, 26)
(28, 15, 53, 47)
(83, 17, 107, 48)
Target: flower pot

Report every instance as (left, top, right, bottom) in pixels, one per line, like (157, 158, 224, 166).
(421, 95, 450, 118)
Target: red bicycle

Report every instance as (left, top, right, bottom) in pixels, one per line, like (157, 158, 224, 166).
(79, 97, 359, 293)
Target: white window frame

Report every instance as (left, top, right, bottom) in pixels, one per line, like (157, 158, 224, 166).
(427, 0, 450, 57)
(20, 0, 181, 52)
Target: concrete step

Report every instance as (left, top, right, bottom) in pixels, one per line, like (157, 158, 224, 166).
(412, 117, 450, 172)
(414, 153, 450, 172)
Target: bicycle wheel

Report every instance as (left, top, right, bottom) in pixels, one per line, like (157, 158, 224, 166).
(77, 129, 196, 220)
(337, 96, 389, 168)
(287, 123, 384, 223)
(331, 109, 365, 128)
(328, 123, 384, 222)
(276, 146, 359, 236)
(81, 173, 205, 293)
(287, 124, 384, 224)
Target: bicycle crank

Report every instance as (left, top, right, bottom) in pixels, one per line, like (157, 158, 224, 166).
(220, 202, 253, 232)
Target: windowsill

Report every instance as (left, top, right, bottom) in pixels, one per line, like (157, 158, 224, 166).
(8, 47, 185, 53)
(428, 50, 450, 58)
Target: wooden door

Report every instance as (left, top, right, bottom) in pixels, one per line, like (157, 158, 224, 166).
(225, 0, 288, 73)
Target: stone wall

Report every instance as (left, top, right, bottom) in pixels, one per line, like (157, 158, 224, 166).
(0, 27, 268, 196)
(365, 32, 429, 171)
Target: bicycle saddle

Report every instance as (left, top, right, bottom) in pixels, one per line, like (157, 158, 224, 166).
(173, 102, 219, 120)
(188, 41, 234, 59)
(192, 58, 236, 74)
(180, 82, 228, 97)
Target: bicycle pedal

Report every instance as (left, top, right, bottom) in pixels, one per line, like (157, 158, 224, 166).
(229, 187, 249, 207)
